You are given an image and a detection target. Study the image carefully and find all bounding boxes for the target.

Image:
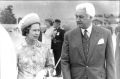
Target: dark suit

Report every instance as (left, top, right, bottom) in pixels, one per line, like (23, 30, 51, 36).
(51, 27, 65, 75)
(61, 25, 115, 79)
(115, 32, 120, 79)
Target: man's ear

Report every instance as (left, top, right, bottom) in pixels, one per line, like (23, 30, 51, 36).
(89, 16, 93, 19)
(87, 14, 92, 20)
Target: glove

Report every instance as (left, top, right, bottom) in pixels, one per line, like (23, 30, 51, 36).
(35, 69, 47, 79)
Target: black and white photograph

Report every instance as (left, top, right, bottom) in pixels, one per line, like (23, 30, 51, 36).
(0, 0, 120, 79)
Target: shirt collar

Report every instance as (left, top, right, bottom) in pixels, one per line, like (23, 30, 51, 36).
(81, 23, 93, 37)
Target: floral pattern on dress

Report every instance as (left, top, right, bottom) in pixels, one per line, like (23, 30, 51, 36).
(17, 39, 54, 79)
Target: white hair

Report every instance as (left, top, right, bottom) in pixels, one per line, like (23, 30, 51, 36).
(76, 3, 95, 17)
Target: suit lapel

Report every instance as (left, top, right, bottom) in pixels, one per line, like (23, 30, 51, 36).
(75, 27, 86, 63)
(87, 26, 101, 63)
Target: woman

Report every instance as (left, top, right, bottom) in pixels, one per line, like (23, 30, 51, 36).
(17, 13, 54, 79)
(42, 18, 55, 49)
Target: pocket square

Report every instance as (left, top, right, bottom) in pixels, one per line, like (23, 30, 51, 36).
(98, 38, 104, 45)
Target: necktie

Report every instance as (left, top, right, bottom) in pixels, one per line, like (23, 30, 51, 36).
(83, 29, 89, 60)
(84, 29, 89, 40)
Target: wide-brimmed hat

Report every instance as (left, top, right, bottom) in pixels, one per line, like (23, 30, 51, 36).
(19, 13, 40, 31)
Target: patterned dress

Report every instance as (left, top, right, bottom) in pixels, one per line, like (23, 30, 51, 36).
(17, 39, 54, 79)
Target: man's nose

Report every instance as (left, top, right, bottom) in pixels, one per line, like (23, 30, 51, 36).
(76, 17, 82, 21)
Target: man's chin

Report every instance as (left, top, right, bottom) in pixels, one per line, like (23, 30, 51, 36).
(33, 38, 38, 41)
(77, 24, 84, 28)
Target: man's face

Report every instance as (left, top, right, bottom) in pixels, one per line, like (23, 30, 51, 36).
(28, 23, 40, 40)
(75, 9, 92, 29)
(54, 22, 60, 28)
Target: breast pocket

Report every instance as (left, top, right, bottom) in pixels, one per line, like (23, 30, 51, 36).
(96, 43, 105, 50)
(94, 44, 106, 58)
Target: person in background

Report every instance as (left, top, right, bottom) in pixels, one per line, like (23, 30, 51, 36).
(61, 3, 115, 79)
(115, 23, 120, 79)
(43, 18, 55, 49)
(51, 19, 65, 77)
(38, 31, 42, 42)
(5, 25, 25, 51)
(17, 13, 54, 79)
(115, 32, 120, 79)
(0, 24, 17, 79)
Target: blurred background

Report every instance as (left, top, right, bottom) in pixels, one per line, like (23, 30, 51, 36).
(0, 0, 119, 31)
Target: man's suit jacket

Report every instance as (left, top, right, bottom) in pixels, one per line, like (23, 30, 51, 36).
(61, 25, 115, 79)
(51, 27, 65, 50)
(115, 32, 120, 79)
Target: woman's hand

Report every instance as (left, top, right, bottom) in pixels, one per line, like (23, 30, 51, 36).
(35, 69, 47, 79)
(50, 68, 54, 76)
(47, 67, 55, 77)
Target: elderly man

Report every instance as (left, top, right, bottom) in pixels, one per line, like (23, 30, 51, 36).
(61, 3, 115, 79)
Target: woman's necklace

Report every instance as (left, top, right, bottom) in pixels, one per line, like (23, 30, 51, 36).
(25, 37, 37, 57)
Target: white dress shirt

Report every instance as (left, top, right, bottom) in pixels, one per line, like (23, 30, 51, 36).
(81, 24, 93, 37)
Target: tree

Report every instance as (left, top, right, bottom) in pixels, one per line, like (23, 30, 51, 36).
(0, 5, 17, 24)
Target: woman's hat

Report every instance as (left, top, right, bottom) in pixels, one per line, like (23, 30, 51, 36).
(19, 13, 40, 31)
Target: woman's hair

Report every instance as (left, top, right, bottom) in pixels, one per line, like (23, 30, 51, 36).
(45, 18, 54, 26)
(22, 22, 40, 36)
(54, 19, 61, 23)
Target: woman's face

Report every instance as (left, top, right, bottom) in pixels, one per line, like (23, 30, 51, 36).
(27, 23, 40, 40)
(45, 21, 51, 28)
